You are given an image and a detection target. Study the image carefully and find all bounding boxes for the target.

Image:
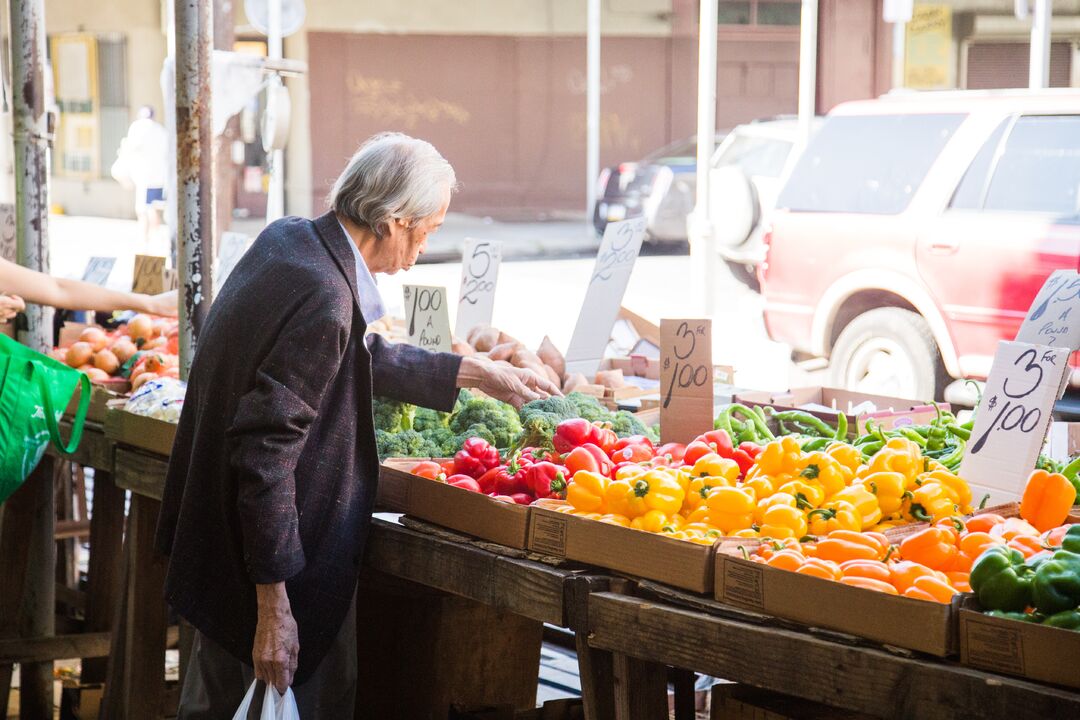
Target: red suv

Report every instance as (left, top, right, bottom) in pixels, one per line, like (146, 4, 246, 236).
(760, 90, 1080, 401)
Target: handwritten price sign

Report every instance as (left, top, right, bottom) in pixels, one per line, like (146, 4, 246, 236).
(961, 340, 1070, 500)
(132, 255, 167, 295)
(455, 238, 502, 338)
(404, 285, 451, 352)
(660, 319, 713, 443)
(81, 257, 116, 286)
(564, 217, 647, 376)
(1016, 269, 1080, 351)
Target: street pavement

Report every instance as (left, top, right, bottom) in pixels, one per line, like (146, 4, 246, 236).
(48, 212, 815, 392)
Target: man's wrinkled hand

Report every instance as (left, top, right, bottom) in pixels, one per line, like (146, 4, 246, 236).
(457, 356, 562, 409)
(253, 583, 299, 694)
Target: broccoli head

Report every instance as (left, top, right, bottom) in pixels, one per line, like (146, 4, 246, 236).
(419, 426, 457, 457)
(376, 428, 441, 460)
(453, 423, 497, 450)
(413, 406, 450, 432)
(518, 395, 578, 426)
(449, 396, 521, 449)
(565, 392, 611, 423)
(373, 396, 416, 433)
(609, 410, 652, 439)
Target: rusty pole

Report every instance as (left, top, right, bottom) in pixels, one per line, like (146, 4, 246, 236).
(174, 0, 213, 378)
(9, 1, 56, 717)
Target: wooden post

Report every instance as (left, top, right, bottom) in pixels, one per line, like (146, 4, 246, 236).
(81, 469, 126, 683)
(612, 653, 668, 720)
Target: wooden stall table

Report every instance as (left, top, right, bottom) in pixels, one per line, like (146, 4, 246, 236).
(582, 583, 1080, 720)
(359, 515, 619, 720)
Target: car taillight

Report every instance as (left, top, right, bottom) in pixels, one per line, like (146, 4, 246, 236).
(759, 224, 774, 287)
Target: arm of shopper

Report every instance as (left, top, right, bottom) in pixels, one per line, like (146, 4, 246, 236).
(226, 288, 351, 584)
(366, 332, 463, 411)
(0, 258, 177, 316)
(456, 355, 562, 409)
(253, 581, 299, 694)
(0, 294, 25, 322)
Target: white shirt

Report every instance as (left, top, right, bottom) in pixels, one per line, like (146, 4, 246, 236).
(339, 220, 387, 324)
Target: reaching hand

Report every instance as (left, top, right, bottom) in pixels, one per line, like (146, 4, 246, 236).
(253, 583, 299, 694)
(0, 294, 25, 323)
(458, 356, 562, 409)
(142, 290, 179, 317)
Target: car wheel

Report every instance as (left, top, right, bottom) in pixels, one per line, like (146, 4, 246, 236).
(829, 308, 947, 401)
(724, 260, 760, 293)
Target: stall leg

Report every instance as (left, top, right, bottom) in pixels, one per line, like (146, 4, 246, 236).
(612, 653, 667, 720)
(81, 470, 126, 684)
(672, 669, 695, 720)
(574, 633, 615, 720)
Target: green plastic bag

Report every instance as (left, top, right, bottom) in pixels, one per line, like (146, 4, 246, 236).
(0, 332, 89, 502)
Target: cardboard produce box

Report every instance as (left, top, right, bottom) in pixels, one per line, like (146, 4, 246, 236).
(734, 386, 945, 436)
(377, 459, 531, 549)
(65, 380, 129, 424)
(103, 404, 177, 456)
(527, 504, 715, 593)
(714, 540, 957, 656)
(959, 595, 1080, 689)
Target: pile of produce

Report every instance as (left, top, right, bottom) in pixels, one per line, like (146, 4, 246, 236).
(375, 390, 657, 460)
(50, 314, 180, 390)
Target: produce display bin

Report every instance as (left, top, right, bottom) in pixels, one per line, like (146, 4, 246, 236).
(959, 595, 1080, 690)
(103, 405, 177, 456)
(714, 540, 958, 657)
(65, 381, 128, 423)
(734, 386, 945, 436)
(377, 459, 531, 549)
(527, 504, 715, 593)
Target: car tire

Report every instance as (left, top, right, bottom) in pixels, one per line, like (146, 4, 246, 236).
(724, 260, 760, 292)
(828, 308, 947, 402)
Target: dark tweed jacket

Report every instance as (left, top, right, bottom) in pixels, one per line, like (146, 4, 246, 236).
(155, 212, 462, 684)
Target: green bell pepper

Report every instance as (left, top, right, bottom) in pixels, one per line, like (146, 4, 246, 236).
(1042, 609, 1080, 631)
(1032, 549, 1080, 615)
(1060, 525, 1080, 554)
(985, 610, 1041, 623)
(970, 546, 1035, 613)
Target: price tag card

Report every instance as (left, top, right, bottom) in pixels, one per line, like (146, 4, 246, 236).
(1016, 269, 1080, 351)
(132, 255, 167, 295)
(659, 319, 714, 443)
(81, 257, 116, 286)
(215, 231, 252, 295)
(564, 217, 647, 376)
(455, 238, 502, 339)
(961, 340, 1071, 500)
(403, 284, 451, 352)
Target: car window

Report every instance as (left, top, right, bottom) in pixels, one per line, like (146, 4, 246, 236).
(778, 113, 965, 214)
(715, 135, 793, 178)
(983, 115, 1080, 215)
(949, 119, 1010, 211)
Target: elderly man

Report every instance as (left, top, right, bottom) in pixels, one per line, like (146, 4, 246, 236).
(156, 133, 558, 718)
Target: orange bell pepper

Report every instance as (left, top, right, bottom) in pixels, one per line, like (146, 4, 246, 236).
(795, 557, 843, 581)
(840, 575, 898, 594)
(899, 527, 958, 570)
(1043, 524, 1077, 548)
(766, 548, 806, 571)
(903, 574, 958, 604)
(990, 516, 1041, 542)
(567, 470, 609, 512)
(814, 533, 882, 564)
(964, 513, 1006, 534)
(1007, 534, 1045, 559)
(944, 571, 971, 592)
(958, 531, 1002, 559)
(889, 560, 940, 593)
(944, 552, 974, 574)
(1020, 469, 1077, 533)
(839, 559, 892, 583)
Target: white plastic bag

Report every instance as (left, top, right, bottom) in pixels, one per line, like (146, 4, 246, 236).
(232, 681, 300, 720)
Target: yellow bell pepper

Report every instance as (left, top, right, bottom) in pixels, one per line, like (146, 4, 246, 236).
(598, 513, 630, 527)
(689, 453, 740, 481)
(705, 485, 757, 533)
(758, 504, 808, 540)
(731, 528, 761, 538)
(776, 480, 825, 510)
(683, 506, 711, 524)
(683, 476, 730, 514)
(806, 499, 861, 535)
(570, 511, 603, 520)
(864, 437, 924, 482)
(917, 469, 972, 510)
(907, 482, 958, 523)
(798, 451, 848, 497)
(754, 492, 798, 525)
(631, 509, 671, 533)
(605, 469, 685, 519)
(747, 436, 804, 481)
(863, 471, 909, 515)
(615, 463, 647, 482)
(826, 441, 863, 480)
(567, 470, 609, 513)
(744, 473, 776, 501)
(827, 484, 883, 530)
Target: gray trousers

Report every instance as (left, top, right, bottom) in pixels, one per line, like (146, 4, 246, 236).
(178, 596, 357, 719)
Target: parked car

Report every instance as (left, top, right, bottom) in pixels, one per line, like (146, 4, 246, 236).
(593, 134, 722, 243)
(708, 117, 820, 288)
(760, 90, 1080, 402)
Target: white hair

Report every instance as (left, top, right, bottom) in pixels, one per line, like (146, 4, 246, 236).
(329, 132, 457, 238)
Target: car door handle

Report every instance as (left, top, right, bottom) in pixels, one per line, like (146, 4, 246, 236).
(929, 238, 960, 254)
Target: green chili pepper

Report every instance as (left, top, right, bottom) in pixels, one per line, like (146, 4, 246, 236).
(898, 428, 928, 448)
(833, 412, 848, 441)
(800, 438, 830, 452)
(772, 410, 835, 438)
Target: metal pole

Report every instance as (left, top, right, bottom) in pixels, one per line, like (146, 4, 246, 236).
(892, 20, 906, 89)
(175, 0, 213, 378)
(265, 0, 284, 222)
(586, 0, 600, 235)
(690, 0, 718, 315)
(1029, 0, 1051, 89)
(797, 0, 819, 154)
(10, 0, 50, 353)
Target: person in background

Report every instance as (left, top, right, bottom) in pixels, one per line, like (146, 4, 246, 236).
(0, 256, 176, 322)
(114, 105, 169, 250)
(157, 133, 560, 719)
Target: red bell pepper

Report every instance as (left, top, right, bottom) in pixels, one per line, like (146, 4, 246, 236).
(526, 461, 569, 499)
(695, 430, 736, 457)
(592, 424, 619, 455)
(410, 461, 445, 481)
(453, 437, 502, 479)
(446, 474, 482, 493)
(615, 435, 655, 452)
(730, 448, 755, 477)
(738, 442, 762, 459)
(609, 443, 654, 465)
(682, 440, 715, 467)
(565, 443, 614, 477)
(656, 442, 686, 464)
(509, 492, 534, 505)
(553, 418, 600, 454)
(478, 463, 529, 496)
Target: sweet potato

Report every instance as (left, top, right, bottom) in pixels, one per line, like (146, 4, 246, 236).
(562, 373, 589, 393)
(536, 336, 565, 378)
(594, 369, 627, 389)
(452, 340, 476, 356)
(468, 325, 500, 352)
(489, 341, 521, 363)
